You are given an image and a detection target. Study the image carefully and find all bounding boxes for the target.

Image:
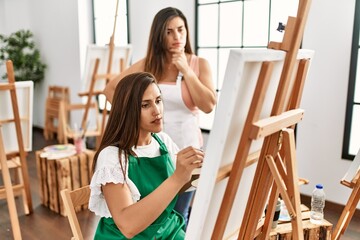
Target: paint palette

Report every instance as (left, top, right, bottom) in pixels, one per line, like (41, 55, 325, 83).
(40, 144, 76, 159)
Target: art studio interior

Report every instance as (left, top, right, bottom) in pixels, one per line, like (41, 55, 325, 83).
(0, 0, 359, 239)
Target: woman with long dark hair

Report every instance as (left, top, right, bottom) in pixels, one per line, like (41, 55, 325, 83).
(90, 72, 204, 239)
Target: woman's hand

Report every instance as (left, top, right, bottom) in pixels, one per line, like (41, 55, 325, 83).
(169, 48, 217, 113)
(170, 47, 189, 74)
(173, 146, 204, 185)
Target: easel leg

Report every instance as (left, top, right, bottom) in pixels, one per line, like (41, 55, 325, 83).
(260, 185, 280, 239)
(282, 129, 303, 240)
(0, 127, 22, 239)
(332, 179, 360, 240)
(16, 163, 30, 214)
(7, 61, 33, 213)
(243, 129, 304, 240)
(239, 133, 281, 239)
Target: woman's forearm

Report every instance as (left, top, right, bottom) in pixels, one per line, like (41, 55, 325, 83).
(183, 69, 217, 113)
(113, 175, 184, 238)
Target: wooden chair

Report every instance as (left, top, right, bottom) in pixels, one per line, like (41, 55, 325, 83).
(332, 148, 360, 240)
(43, 85, 70, 142)
(61, 185, 91, 240)
(58, 100, 101, 145)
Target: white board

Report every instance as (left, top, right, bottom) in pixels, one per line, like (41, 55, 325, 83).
(186, 48, 314, 239)
(0, 81, 33, 152)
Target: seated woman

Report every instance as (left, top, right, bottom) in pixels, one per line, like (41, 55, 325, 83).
(89, 72, 204, 239)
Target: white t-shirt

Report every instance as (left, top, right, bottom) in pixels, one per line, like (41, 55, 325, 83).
(89, 132, 179, 218)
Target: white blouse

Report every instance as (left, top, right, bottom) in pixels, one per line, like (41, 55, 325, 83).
(89, 132, 179, 218)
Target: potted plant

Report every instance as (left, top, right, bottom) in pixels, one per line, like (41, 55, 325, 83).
(0, 29, 46, 84)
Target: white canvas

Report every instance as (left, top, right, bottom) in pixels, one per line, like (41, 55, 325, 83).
(0, 81, 33, 153)
(70, 44, 132, 131)
(81, 44, 132, 94)
(186, 48, 314, 239)
(343, 147, 360, 183)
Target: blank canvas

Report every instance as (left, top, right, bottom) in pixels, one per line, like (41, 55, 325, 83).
(0, 81, 33, 152)
(186, 48, 314, 239)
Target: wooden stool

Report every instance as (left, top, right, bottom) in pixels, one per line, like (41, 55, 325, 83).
(43, 86, 70, 142)
(35, 148, 95, 216)
(255, 205, 333, 240)
(268, 219, 332, 240)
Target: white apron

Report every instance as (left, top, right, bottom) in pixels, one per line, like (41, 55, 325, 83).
(159, 73, 202, 149)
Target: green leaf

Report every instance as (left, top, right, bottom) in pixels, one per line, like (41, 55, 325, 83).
(0, 29, 46, 84)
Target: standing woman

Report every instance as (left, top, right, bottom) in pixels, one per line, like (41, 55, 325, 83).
(104, 7, 217, 225)
(89, 72, 204, 239)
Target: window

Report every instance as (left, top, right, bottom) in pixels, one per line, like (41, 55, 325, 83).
(343, 0, 360, 160)
(196, 0, 298, 130)
(93, 0, 129, 46)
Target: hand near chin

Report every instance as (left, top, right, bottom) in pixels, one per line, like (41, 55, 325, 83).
(170, 47, 188, 73)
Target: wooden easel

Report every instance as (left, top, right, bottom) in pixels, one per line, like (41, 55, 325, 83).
(0, 124, 22, 239)
(76, 0, 130, 147)
(0, 60, 33, 214)
(332, 149, 360, 239)
(58, 59, 102, 144)
(59, 45, 131, 146)
(58, 3, 124, 145)
(210, 0, 312, 239)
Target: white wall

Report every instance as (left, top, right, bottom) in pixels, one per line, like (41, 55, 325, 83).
(0, 0, 30, 33)
(299, 0, 359, 208)
(0, 0, 358, 209)
(0, 0, 87, 128)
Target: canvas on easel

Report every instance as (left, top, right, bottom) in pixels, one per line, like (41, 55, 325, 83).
(0, 60, 34, 216)
(186, 0, 313, 239)
(332, 147, 360, 240)
(0, 80, 33, 152)
(81, 44, 132, 125)
(81, 44, 132, 98)
(186, 48, 314, 240)
(58, 45, 132, 145)
(60, 0, 131, 145)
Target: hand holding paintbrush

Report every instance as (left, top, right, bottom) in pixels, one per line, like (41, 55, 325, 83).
(81, 121, 90, 139)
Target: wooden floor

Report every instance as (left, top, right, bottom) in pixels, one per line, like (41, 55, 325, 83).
(0, 127, 359, 239)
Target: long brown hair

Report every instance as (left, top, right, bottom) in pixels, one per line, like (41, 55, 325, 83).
(144, 7, 193, 80)
(92, 72, 158, 177)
